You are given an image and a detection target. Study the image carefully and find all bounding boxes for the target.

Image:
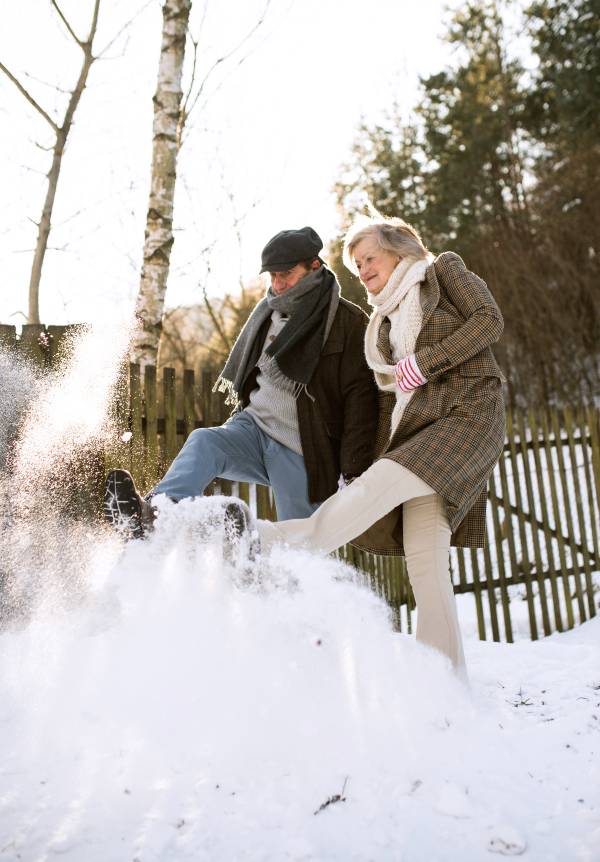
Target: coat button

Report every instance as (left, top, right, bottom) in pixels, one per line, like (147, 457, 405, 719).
(269, 335, 275, 341)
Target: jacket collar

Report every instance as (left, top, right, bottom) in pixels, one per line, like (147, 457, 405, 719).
(376, 317, 394, 364)
(419, 259, 440, 331)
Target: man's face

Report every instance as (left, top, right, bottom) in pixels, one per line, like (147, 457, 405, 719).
(269, 261, 319, 296)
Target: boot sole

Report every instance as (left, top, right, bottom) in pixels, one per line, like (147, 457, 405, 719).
(224, 501, 261, 586)
(103, 469, 144, 539)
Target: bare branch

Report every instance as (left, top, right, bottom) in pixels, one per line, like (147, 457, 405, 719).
(180, 1, 209, 121)
(202, 277, 231, 352)
(51, 1, 85, 48)
(180, 46, 262, 148)
(97, 0, 154, 58)
(24, 71, 72, 94)
(0, 62, 59, 132)
(98, 33, 131, 62)
(87, 0, 101, 47)
(180, 34, 198, 135)
(179, 0, 273, 144)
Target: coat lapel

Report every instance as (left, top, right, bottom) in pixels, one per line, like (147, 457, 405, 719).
(417, 260, 441, 347)
(377, 317, 393, 364)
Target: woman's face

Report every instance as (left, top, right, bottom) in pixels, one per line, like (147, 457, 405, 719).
(353, 240, 401, 296)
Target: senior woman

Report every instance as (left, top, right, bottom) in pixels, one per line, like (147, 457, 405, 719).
(254, 211, 506, 677)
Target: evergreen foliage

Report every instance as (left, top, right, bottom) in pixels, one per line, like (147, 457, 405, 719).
(331, 0, 600, 405)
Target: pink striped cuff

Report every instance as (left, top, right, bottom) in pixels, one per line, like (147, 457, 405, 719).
(395, 354, 428, 392)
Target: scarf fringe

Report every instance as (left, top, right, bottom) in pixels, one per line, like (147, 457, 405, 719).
(213, 374, 239, 407)
(258, 354, 307, 400)
(214, 359, 315, 408)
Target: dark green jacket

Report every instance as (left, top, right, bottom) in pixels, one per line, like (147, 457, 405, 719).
(241, 297, 378, 503)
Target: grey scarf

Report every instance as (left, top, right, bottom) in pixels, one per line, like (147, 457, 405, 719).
(215, 265, 339, 405)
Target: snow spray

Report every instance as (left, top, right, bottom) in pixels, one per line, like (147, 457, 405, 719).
(0, 327, 474, 862)
(0, 326, 131, 628)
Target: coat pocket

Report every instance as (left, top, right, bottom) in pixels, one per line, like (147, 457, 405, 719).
(321, 340, 343, 355)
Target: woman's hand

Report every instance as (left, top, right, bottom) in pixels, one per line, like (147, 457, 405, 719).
(395, 355, 428, 392)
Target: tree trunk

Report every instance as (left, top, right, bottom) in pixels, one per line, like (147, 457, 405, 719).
(28, 130, 66, 324)
(130, 0, 192, 367)
(24, 3, 99, 324)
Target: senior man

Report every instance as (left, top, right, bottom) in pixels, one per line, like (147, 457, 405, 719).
(104, 226, 378, 538)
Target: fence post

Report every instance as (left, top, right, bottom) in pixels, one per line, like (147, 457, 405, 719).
(183, 368, 195, 442)
(201, 371, 214, 495)
(488, 471, 513, 641)
(506, 409, 539, 640)
(144, 365, 158, 492)
(129, 363, 144, 490)
(528, 407, 563, 633)
(256, 485, 270, 519)
(0, 324, 16, 349)
(587, 406, 600, 509)
(551, 406, 586, 623)
(539, 408, 574, 628)
(218, 391, 233, 496)
(516, 408, 551, 636)
(19, 324, 47, 365)
(564, 406, 596, 619)
(578, 407, 599, 567)
(164, 367, 177, 470)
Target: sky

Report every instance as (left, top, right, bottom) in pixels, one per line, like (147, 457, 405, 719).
(0, 0, 466, 329)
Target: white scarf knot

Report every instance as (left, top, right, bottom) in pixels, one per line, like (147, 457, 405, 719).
(365, 255, 432, 438)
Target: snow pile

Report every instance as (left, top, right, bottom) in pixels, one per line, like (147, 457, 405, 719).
(0, 506, 599, 861)
(0, 330, 599, 861)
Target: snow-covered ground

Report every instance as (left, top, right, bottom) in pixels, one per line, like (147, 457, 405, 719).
(1, 496, 599, 862)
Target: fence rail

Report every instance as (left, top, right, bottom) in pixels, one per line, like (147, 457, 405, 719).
(3, 325, 598, 642)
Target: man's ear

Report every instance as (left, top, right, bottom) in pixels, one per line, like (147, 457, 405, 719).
(311, 259, 321, 271)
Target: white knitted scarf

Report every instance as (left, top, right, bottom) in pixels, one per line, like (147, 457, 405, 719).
(365, 255, 432, 438)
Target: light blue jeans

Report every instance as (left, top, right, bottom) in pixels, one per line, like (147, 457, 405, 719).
(149, 411, 321, 521)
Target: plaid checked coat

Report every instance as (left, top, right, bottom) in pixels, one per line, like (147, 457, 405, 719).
(351, 252, 506, 556)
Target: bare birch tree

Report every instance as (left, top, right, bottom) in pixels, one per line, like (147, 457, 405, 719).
(130, 0, 274, 367)
(0, 0, 151, 325)
(0, 1, 101, 325)
(130, 0, 192, 367)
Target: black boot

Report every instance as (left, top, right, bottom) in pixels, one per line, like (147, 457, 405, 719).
(103, 470, 155, 539)
(224, 499, 261, 580)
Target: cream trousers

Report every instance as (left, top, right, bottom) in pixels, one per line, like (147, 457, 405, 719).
(258, 459, 466, 675)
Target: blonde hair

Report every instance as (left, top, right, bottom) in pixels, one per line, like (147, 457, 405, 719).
(343, 206, 429, 275)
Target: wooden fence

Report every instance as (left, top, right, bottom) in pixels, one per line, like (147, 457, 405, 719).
(2, 324, 598, 642)
(112, 363, 599, 643)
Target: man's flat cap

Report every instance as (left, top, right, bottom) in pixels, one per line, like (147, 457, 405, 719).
(260, 226, 323, 273)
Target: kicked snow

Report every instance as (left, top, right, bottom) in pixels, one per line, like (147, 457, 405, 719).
(0, 332, 599, 861)
(0, 499, 598, 862)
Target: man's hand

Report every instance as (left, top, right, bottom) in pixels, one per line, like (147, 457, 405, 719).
(337, 473, 358, 492)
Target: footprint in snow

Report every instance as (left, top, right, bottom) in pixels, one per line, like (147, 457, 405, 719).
(486, 824, 527, 855)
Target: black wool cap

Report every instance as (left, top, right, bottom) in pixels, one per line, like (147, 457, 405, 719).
(260, 226, 323, 273)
